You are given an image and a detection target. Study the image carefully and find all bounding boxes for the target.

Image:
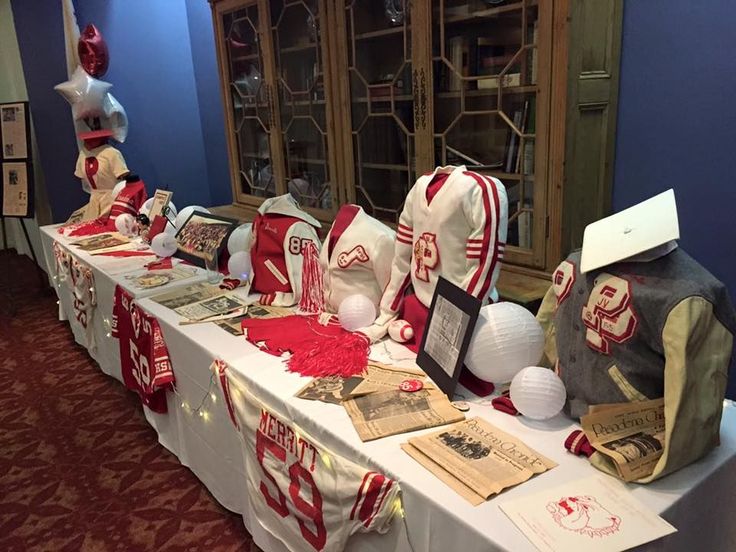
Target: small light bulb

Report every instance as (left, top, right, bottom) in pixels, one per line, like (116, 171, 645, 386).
(202, 411, 210, 421)
(210, 393, 217, 403)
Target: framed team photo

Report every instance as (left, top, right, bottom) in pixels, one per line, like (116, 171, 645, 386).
(174, 211, 237, 268)
(416, 277, 482, 398)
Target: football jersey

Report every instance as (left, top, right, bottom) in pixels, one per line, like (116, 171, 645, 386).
(70, 256, 97, 351)
(249, 194, 322, 307)
(319, 204, 395, 314)
(74, 143, 128, 192)
(365, 165, 508, 341)
(107, 179, 147, 225)
(112, 286, 174, 413)
(217, 362, 401, 552)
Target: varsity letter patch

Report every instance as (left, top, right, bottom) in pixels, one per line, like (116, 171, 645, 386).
(581, 274, 638, 354)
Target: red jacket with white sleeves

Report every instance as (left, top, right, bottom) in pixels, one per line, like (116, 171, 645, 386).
(366, 165, 508, 339)
(249, 194, 321, 307)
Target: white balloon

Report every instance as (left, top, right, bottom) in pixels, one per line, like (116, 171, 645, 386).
(227, 223, 253, 255)
(175, 205, 210, 230)
(151, 233, 178, 258)
(465, 302, 545, 384)
(228, 251, 252, 279)
(338, 294, 376, 332)
(102, 93, 128, 143)
(510, 366, 566, 420)
(114, 213, 138, 237)
(54, 65, 112, 120)
(139, 197, 178, 219)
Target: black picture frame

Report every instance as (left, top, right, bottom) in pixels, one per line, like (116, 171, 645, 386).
(416, 277, 482, 398)
(0, 101, 34, 218)
(174, 210, 238, 268)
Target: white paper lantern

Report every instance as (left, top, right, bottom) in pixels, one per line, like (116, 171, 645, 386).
(139, 198, 178, 219)
(338, 294, 376, 332)
(114, 213, 138, 237)
(510, 366, 566, 420)
(175, 205, 210, 230)
(228, 223, 253, 255)
(228, 251, 252, 280)
(150, 233, 178, 258)
(465, 302, 544, 384)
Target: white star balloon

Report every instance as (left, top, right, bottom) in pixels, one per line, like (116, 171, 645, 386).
(103, 93, 128, 142)
(54, 65, 112, 121)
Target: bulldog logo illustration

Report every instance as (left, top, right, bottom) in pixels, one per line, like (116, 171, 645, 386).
(547, 495, 621, 538)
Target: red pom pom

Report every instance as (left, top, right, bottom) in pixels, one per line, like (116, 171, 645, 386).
(286, 331, 369, 378)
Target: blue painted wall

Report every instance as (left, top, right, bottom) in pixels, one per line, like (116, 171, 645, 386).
(185, 0, 231, 206)
(72, 0, 212, 209)
(11, 0, 86, 221)
(613, 0, 736, 398)
(11, 0, 231, 221)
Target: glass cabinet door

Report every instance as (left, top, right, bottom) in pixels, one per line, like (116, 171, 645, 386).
(430, 0, 546, 265)
(221, 3, 277, 201)
(269, 0, 335, 213)
(342, 0, 416, 224)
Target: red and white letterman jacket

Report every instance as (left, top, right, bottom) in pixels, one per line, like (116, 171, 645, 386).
(366, 165, 508, 339)
(320, 204, 395, 314)
(249, 194, 321, 307)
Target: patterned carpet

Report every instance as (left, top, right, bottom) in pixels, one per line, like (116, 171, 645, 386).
(0, 252, 257, 551)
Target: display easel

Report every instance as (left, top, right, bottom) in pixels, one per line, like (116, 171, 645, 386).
(0, 101, 48, 317)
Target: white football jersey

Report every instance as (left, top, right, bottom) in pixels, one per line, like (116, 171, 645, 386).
(70, 256, 97, 351)
(320, 205, 395, 314)
(368, 165, 508, 337)
(74, 144, 128, 193)
(218, 364, 401, 552)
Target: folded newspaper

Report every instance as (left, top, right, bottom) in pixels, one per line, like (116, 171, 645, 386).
(343, 386, 464, 442)
(350, 362, 435, 395)
(403, 417, 557, 505)
(149, 282, 223, 310)
(581, 398, 665, 482)
(214, 304, 292, 335)
(174, 293, 249, 321)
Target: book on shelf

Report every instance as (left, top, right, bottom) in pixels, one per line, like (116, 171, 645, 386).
(514, 99, 530, 173)
(504, 109, 523, 173)
(447, 36, 469, 91)
(529, 20, 539, 85)
(477, 72, 521, 89)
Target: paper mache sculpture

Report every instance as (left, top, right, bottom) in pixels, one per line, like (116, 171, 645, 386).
(537, 190, 736, 482)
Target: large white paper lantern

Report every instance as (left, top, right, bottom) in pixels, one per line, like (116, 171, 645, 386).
(151, 233, 178, 258)
(228, 223, 253, 255)
(510, 366, 566, 420)
(228, 251, 252, 280)
(175, 205, 210, 231)
(139, 198, 178, 219)
(114, 213, 138, 237)
(338, 294, 376, 332)
(465, 302, 544, 384)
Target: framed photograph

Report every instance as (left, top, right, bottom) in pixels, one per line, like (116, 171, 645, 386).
(0, 101, 33, 218)
(416, 277, 482, 398)
(174, 210, 237, 268)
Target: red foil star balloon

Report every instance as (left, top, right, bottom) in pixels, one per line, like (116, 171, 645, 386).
(78, 24, 109, 77)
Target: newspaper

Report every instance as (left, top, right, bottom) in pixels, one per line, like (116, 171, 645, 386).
(404, 417, 557, 504)
(214, 304, 292, 336)
(71, 232, 132, 253)
(149, 282, 223, 310)
(296, 376, 365, 405)
(351, 361, 435, 396)
(123, 266, 198, 290)
(581, 398, 665, 482)
(174, 293, 249, 321)
(343, 387, 465, 442)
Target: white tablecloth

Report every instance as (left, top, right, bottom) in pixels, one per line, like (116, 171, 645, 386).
(40, 224, 736, 552)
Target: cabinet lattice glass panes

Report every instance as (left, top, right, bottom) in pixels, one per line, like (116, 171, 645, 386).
(344, 0, 416, 224)
(222, 5, 275, 199)
(270, 0, 333, 210)
(432, 0, 543, 253)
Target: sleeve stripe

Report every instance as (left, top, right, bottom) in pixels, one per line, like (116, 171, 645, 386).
(350, 472, 373, 520)
(397, 223, 412, 232)
(396, 235, 412, 245)
(463, 171, 495, 296)
(365, 479, 395, 528)
(477, 174, 502, 299)
(390, 273, 412, 311)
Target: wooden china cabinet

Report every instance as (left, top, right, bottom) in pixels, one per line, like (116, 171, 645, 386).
(209, 0, 622, 291)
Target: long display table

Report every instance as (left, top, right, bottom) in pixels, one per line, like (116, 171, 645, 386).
(40, 225, 736, 552)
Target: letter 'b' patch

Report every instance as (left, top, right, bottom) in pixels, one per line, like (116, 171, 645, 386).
(552, 260, 576, 306)
(581, 274, 638, 354)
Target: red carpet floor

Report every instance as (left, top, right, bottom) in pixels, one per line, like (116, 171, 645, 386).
(0, 253, 257, 551)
